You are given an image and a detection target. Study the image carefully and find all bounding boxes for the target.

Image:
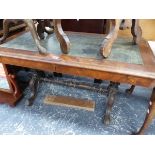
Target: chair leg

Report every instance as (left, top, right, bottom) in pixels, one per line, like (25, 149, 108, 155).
(0, 19, 12, 44)
(131, 19, 142, 44)
(53, 19, 70, 54)
(36, 19, 46, 40)
(24, 19, 47, 55)
(100, 19, 121, 58)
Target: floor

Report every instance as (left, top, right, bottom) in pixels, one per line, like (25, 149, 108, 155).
(0, 74, 155, 135)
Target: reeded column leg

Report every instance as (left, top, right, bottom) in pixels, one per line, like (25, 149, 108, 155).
(137, 88, 155, 134)
(53, 19, 70, 54)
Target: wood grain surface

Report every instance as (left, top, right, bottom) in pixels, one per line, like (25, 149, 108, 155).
(44, 95, 95, 111)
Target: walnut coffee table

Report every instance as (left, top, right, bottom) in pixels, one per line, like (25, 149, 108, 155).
(0, 30, 155, 134)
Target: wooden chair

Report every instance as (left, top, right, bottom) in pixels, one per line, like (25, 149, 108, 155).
(53, 19, 142, 59)
(100, 19, 142, 58)
(0, 19, 54, 55)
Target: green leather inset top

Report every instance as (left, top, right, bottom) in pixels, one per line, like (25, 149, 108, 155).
(0, 32, 143, 64)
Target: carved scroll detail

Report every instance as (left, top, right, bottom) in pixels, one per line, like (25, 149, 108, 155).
(36, 19, 54, 40)
(24, 19, 48, 55)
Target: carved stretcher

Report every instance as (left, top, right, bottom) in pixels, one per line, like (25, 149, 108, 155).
(0, 28, 154, 134)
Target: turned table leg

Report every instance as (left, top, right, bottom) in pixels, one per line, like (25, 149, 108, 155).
(137, 88, 155, 134)
(103, 81, 119, 125)
(53, 19, 70, 54)
(26, 72, 40, 106)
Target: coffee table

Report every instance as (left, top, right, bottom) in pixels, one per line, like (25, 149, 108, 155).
(0, 30, 154, 134)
